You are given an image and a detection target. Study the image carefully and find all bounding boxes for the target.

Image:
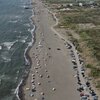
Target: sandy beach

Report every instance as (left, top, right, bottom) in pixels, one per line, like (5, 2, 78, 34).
(23, 0, 81, 100)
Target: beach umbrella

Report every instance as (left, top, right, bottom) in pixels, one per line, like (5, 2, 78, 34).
(47, 75, 50, 78)
(38, 82, 41, 85)
(52, 88, 56, 91)
(39, 75, 43, 78)
(41, 92, 44, 95)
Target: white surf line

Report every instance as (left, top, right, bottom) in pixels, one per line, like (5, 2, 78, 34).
(48, 9, 94, 99)
(14, 79, 23, 100)
(15, 0, 36, 100)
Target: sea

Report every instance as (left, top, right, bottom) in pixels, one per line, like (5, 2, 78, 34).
(0, 0, 35, 100)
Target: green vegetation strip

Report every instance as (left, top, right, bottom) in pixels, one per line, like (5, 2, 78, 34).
(79, 29, 100, 61)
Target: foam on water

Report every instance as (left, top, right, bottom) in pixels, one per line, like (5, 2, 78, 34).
(24, 23, 30, 27)
(18, 36, 28, 43)
(9, 15, 21, 22)
(1, 55, 11, 62)
(0, 74, 10, 80)
(2, 40, 18, 50)
(8, 20, 18, 23)
(20, 40, 26, 43)
(23, 5, 35, 65)
(0, 46, 2, 50)
(14, 30, 17, 33)
(14, 15, 22, 19)
(14, 79, 23, 100)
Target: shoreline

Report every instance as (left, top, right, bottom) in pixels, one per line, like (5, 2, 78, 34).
(15, 1, 37, 99)
(15, 46, 34, 100)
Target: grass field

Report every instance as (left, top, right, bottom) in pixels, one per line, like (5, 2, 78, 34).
(59, 8, 100, 27)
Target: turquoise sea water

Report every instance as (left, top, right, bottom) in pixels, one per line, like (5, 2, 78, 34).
(0, 0, 33, 99)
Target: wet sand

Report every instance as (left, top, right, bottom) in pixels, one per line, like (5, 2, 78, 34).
(23, 0, 80, 100)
